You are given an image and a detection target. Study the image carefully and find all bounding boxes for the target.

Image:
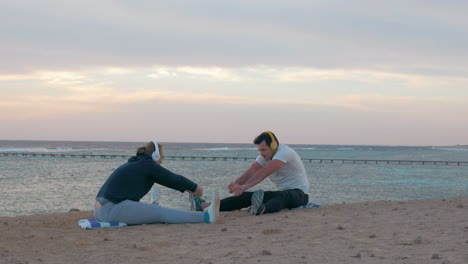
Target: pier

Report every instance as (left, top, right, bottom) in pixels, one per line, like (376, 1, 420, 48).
(1, 152, 467, 166)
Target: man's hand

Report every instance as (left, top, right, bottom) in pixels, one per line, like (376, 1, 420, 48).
(227, 182, 235, 193)
(230, 184, 245, 197)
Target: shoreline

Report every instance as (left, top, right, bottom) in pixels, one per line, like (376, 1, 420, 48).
(1, 196, 467, 264)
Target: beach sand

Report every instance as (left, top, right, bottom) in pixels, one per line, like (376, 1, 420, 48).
(1, 197, 467, 264)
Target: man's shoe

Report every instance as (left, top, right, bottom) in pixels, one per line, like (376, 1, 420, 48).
(250, 189, 265, 215)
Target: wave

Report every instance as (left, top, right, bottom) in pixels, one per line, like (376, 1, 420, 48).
(193, 147, 257, 151)
(432, 147, 468, 152)
(295, 147, 317, 150)
(0, 147, 76, 153)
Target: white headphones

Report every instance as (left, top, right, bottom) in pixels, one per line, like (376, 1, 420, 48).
(151, 141, 161, 162)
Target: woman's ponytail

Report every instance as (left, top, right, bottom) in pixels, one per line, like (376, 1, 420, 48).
(135, 146, 147, 156)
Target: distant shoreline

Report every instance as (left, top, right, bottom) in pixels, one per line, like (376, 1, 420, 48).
(0, 139, 467, 148)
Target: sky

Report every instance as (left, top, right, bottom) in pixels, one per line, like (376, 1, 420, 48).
(1, 0, 468, 146)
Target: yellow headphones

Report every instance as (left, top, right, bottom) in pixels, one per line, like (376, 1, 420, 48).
(264, 131, 278, 151)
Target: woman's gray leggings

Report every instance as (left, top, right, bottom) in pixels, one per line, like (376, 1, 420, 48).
(94, 199, 205, 225)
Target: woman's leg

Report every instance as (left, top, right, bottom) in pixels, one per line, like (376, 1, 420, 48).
(107, 200, 206, 225)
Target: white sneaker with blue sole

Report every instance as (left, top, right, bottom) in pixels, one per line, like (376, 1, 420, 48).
(206, 192, 220, 223)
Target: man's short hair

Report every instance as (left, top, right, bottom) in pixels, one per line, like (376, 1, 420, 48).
(254, 131, 279, 147)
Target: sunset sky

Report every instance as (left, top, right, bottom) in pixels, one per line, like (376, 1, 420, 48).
(1, 1, 467, 145)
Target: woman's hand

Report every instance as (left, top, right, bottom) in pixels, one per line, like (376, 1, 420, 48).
(187, 185, 203, 197)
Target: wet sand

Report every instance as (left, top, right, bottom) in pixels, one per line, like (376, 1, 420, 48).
(1, 196, 467, 264)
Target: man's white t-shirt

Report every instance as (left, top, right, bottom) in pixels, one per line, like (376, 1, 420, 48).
(255, 144, 310, 194)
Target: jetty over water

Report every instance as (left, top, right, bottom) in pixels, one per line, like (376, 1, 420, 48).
(1, 152, 467, 166)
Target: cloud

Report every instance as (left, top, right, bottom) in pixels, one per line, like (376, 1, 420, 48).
(331, 94, 468, 114)
(147, 66, 241, 81)
(2, 85, 466, 122)
(1, 1, 468, 144)
(2, 63, 468, 121)
(1, 0, 468, 78)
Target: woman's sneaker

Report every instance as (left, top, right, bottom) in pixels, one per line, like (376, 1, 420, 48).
(249, 189, 265, 215)
(206, 192, 220, 223)
(189, 194, 205, 211)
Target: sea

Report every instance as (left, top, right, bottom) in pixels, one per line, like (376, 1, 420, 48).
(1, 140, 467, 217)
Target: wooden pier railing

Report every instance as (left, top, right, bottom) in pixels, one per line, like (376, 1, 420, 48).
(1, 152, 467, 166)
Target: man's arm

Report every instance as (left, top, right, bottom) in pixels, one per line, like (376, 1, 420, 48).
(231, 159, 285, 196)
(235, 162, 263, 185)
(227, 162, 262, 193)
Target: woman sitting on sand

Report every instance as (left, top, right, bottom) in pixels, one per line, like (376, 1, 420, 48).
(94, 141, 219, 225)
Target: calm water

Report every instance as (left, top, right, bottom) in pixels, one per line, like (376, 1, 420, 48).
(1, 140, 467, 217)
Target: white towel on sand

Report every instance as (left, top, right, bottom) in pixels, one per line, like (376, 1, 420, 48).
(78, 218, 127, 230)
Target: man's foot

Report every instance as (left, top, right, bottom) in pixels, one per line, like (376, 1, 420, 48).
(250, 189, 265, 215)
(206, 192, 220, 223)
(189, 194, 205, 211)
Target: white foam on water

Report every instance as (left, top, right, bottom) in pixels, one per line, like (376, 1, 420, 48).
(0, 147, 75, 153)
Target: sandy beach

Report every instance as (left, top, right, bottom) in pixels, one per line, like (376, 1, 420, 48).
(1, 196, 467, 264)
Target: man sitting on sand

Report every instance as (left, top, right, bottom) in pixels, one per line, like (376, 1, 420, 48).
(203, 131, 310, 215)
